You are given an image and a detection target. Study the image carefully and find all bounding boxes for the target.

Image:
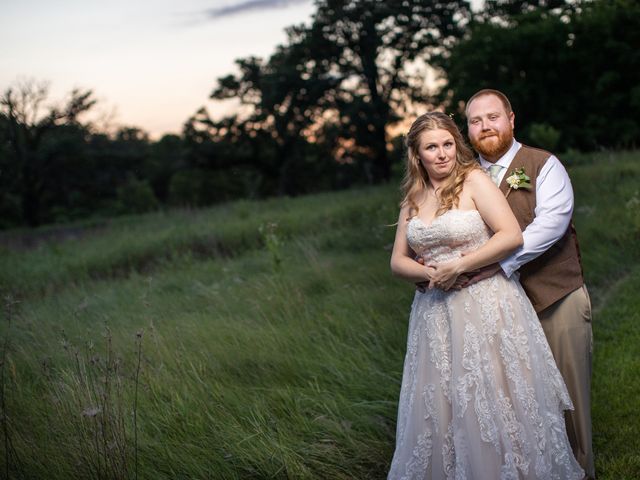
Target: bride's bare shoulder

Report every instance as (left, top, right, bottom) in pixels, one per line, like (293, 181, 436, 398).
(466, 167, 495, 188)
(465, 167, 489, 183)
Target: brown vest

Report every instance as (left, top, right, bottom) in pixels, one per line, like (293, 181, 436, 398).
(498, 144, 584, 313)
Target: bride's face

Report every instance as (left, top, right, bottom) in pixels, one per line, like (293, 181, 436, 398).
(416, 128, 456, 181)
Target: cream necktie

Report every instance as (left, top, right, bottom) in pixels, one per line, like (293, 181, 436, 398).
(487, 164, 503, 186)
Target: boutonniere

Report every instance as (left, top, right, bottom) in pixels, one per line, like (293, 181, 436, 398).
(505, 167, 532, 197)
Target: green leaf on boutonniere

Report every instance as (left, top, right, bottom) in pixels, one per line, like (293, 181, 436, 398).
(506, 167, 532, 191)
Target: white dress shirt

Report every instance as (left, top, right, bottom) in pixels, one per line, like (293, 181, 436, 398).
(478, 140, 574, 278)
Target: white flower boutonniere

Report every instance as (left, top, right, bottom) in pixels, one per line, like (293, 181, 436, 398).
(505, 167, 532, 197)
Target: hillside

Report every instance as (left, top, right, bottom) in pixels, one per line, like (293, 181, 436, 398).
(1, 152, 639, 478)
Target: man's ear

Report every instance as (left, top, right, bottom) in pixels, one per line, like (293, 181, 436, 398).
(509, 111, 515, 129)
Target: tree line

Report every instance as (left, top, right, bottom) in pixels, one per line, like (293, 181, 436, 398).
(1, 0, 637, 228)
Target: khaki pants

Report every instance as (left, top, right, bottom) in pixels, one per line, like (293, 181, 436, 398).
(538, 285, 594, 479)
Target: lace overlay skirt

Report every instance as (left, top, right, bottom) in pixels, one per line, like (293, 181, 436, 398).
(387, 274, 584, 480)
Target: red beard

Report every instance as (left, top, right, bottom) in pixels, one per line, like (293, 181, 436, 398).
(471, 126, 513, 159)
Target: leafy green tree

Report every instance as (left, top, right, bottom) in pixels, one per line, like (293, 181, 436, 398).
(148, 134, 186, 202)
(305, 0, 472, 182)
(182, 108, 271, 201)
(0, 82, 187, 226)
(206, 0, 472, 188)
(208, 25, 342, 195)
(78, 127, 152, 217)
(436, 9, 570, 136)
(475, 0, 574, 21)
(0, 114, 22, 227)
(566, 0, 640, 149)
(437, 0, 640, 150)
(0, 80, 96, 225)
(529, 122, 561, 151)
(38, 122, 97, 222)
(115, 176, 158, 214)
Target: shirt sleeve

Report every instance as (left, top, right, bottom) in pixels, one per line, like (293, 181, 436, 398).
(500, 155, 574, 277)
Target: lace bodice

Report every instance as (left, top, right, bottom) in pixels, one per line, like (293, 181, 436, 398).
(406, 209, 491, 264)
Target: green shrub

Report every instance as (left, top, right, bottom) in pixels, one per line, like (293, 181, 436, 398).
(528, 122, 561, 151)
(116, 177, 159, 214)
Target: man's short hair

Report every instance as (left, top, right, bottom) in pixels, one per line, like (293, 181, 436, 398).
(465, 89, 513, 118)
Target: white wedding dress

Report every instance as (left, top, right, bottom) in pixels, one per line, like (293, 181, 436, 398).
(388, 209, 584, 480)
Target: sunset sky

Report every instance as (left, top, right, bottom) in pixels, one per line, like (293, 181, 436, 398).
(1, 0, 316, 138)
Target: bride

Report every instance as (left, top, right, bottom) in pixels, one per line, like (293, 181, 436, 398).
(387, 112, 584, 479)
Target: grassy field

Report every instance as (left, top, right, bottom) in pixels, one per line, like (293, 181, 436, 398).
(1, 152, 639, 479)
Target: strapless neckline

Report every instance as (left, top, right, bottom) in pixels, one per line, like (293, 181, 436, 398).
(409, 209, 481, 229)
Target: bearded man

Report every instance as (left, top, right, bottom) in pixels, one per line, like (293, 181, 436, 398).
(463, 89, 595, 479)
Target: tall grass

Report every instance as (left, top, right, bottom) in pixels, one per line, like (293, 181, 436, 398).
(1, 153, 639, 478)
(0, 187, 397, 298)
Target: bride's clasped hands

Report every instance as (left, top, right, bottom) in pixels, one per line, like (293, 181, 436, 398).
(425, 257, 465, 291)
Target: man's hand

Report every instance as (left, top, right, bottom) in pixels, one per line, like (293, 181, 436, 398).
(458, 263, 502, 287)
(451, 273, 471, 289)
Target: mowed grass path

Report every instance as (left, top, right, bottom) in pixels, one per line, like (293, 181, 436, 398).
(1, 153, 639, 478)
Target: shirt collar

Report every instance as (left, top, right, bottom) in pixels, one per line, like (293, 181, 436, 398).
(478, 139, 521, 170)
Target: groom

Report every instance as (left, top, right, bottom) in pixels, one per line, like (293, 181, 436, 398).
(462, 89, 594, 478)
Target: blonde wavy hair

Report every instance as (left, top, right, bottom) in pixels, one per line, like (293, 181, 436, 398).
(401, 112, 479, 218)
